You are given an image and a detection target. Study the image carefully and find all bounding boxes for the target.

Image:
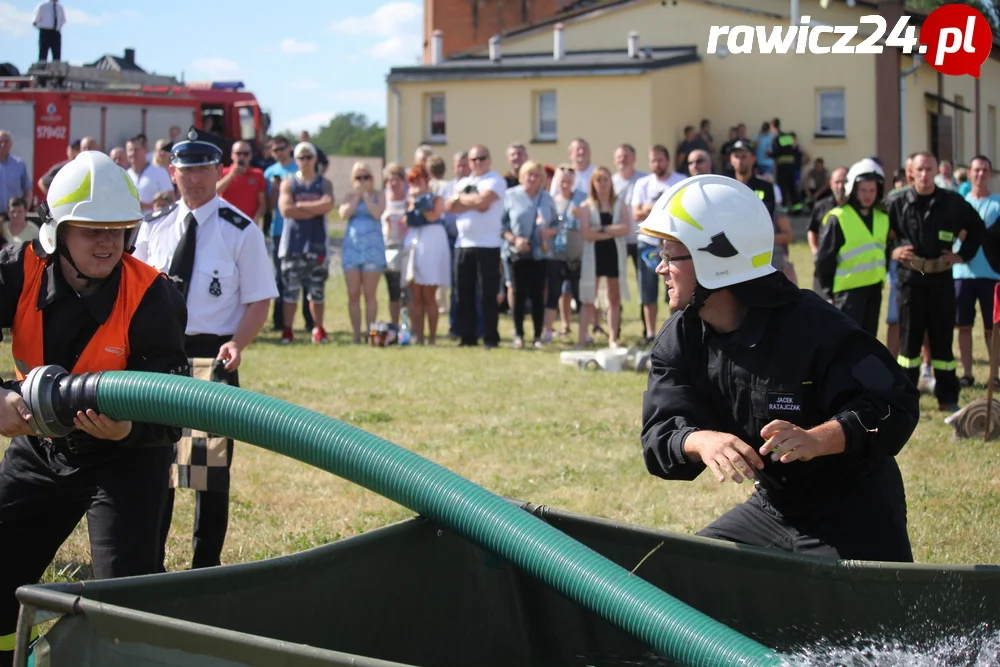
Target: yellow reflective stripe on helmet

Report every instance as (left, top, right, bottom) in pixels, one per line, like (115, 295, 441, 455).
(751, 251, 771, 268)
(51, 169, 92, 208)
(667, 187, 704, 231)
(122, 171, 139, 201)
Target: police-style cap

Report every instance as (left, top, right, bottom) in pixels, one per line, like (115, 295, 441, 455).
(730, 139, 755, 153)
(170, 126, 224, 168)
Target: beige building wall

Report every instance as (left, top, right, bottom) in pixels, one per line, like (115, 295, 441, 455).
(647, 64, 704, 162)
(388, 75, 655, 172)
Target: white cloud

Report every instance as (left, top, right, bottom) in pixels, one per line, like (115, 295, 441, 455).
(287, 79, 320, 91)
(326, 89, 384, 106)
(329, 2, 420, 36)
(368, 35, 421, 62)
(190, 58, 240, 79)
(0, 4, 138, 38)
(329, 2, 422, 62)
(63, 7, 139, 26)
(275, 112, 336, 135)
(0, 3, 35, 37)
(280, 38, 319, 54)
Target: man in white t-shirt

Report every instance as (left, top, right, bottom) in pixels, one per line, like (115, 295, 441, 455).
(631, 144, 686, 342)
(551, 137, 595, 196)
(126, 136, 174, 214)
(612, 143, 648, 337)
(445, 144, 507, 348)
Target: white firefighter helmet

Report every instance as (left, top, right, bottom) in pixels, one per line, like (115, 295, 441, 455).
(845, 158, 885, 198)
(638, 174, 776, 290)
(39, 150, 143, 254)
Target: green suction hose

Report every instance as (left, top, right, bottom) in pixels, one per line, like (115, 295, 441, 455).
(24, 367, 783, 667)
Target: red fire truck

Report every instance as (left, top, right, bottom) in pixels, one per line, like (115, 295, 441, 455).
(0, 61, 270, 207)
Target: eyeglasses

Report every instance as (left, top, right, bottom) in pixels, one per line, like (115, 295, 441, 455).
(470, 156, 489, 162)
(356, 174, 371, 180)
(659, 252, 692, 267)
(688, 158, 707, 165)
(235, 151, 251, 156)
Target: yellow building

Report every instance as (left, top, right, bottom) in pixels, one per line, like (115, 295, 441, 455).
(386, 0, 1000, 182)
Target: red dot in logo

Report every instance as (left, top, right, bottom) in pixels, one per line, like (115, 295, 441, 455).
(918, 4, 994, 78)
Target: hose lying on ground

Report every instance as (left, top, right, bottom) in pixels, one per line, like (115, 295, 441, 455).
(21, 365, 783, 667)
(944, 398, 1000, 440)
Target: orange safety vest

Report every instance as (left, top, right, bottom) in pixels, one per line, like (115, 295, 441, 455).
(11, 243, 163, 380)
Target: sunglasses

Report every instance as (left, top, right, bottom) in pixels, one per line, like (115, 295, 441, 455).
(470, 156, 489, 162)
(235, 151, 251, 156)
(356, 174, 371, 180)
(297, 154, 315, 160)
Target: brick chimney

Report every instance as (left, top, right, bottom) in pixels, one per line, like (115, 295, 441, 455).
(423, 0, 563, 63)
(123, 48, 136, 66)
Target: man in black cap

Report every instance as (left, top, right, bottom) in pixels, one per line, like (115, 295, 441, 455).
(132, 126, 278, 570)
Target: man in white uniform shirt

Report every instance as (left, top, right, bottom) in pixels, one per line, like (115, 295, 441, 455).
(631, 144, 685, 342)
(32, 0, 65, 62)
(132, 127, 277, 570)
(445, 144, 506, 348)
(126, 136, 174, 214)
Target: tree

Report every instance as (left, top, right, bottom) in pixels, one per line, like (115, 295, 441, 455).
(308, 113, 385, 158)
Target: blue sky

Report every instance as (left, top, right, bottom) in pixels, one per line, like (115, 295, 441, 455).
(0, 0, 423, 133)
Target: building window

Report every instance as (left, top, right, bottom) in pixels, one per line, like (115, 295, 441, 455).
(427, 94, 446, 142)
(816, 89, 845, 137)
(535, 91, 557, 141)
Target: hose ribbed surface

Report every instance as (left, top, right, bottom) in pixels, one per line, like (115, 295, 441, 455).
(96, 371, 782, 667)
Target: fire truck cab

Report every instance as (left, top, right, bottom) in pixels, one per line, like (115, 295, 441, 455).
(0, 61, 269, 208)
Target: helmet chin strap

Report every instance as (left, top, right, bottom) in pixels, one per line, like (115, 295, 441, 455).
(681, 283, 719, 335)
(57, 244, 110, 291)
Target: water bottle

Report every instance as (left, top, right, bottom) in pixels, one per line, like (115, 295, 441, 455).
(399, 308, 411, 345)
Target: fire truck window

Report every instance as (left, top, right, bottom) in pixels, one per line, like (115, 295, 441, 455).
(238, 107, 255, 141)
(202, 110, 225, 135)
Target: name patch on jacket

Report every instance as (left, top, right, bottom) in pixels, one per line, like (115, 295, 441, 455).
(767, 392, 802, 414)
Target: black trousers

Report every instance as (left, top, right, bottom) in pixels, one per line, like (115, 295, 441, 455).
(158, 334, 240, 571)
(697, 465, 913, 563)
(37, 29, 60, 62)
(898, 279, 959, 404)
(456, 247, 501, 347)
(0, 436, 173, 656)
(510, 258, 546, 340)
(776, 164, 799, 209)
(833, 283, 882, 337)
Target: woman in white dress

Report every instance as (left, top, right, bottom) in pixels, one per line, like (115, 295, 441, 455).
(402, 164, 451, 345)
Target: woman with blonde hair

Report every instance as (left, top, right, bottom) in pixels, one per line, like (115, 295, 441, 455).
(578, 166, 630, 348)
(381, 162, 409, 326)
(339, 161, 387, 343)
(402, 164, 450, 345)
(501, 160, 558, 348)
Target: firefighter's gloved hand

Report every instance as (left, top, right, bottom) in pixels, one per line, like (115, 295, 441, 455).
(0, 387, 36, 438)
(683, 430, 765, 485)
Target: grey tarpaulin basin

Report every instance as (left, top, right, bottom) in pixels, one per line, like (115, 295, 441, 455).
(16, 501, 1000, 667)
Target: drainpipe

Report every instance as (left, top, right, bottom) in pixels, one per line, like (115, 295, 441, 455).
(388, 81, 402, 164)
(790, 0, 800, 26)
(899, 53, 922, 166)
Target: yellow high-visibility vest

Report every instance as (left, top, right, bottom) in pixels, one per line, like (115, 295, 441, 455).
(824, 205, 888, 293)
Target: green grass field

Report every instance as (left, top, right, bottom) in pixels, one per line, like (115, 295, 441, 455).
(2, 239, 998, 585)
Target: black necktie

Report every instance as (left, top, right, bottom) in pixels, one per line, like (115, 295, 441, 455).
(168, 212, 198, 299)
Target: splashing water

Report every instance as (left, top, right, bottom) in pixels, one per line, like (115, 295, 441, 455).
(569, 623, 1000, 667)
(780, 623, 1000, 667)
